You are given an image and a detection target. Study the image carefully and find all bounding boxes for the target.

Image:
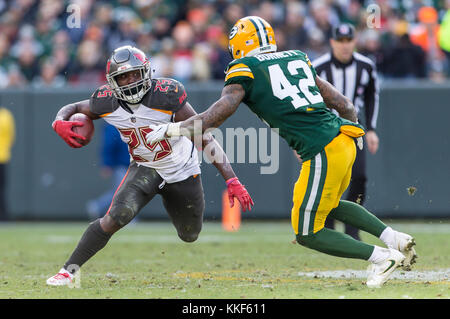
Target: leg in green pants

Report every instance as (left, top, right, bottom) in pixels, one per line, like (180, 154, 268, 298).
(296, 200, 388, 260)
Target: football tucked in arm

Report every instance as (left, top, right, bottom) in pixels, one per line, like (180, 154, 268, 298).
(69, 113, 95, 146)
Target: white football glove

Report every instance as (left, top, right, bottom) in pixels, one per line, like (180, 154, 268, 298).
(146, 124, 169, 145)
(356, 136, 363, 150)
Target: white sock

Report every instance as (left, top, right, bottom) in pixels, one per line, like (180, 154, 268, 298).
(379, 226, 395, 247)
(368, 246, 390, 264)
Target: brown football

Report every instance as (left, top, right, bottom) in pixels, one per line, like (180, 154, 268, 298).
(69, 113, 95, 146)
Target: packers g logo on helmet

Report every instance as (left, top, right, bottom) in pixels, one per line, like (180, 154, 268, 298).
(229, 26, 238, 39)
(228, 16, 277, 60)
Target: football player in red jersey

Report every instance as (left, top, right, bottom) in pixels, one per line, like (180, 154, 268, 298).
(47, 46, 254, 286)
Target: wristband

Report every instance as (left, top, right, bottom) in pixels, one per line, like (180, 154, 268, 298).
(166, 122, 181, 137)
(226, 177, 238, 186)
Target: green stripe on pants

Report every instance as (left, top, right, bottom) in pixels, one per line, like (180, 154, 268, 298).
(297, 157, 315, 235)
(300, 152, 327, 236)
(307, 151, 328, 234)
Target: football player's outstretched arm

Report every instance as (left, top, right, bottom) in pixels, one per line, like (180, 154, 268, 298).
(173, 98, 254, 211)
(146, 84, 245, 143)
(179, 84, 245, 136)
(174, 102, 237, 181)
(315, 75, 358, 123)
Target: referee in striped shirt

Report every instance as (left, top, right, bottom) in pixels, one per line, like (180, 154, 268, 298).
(312, 23, 380, 240)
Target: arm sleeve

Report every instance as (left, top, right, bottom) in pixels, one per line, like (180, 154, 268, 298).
(364, 65, 379, 131)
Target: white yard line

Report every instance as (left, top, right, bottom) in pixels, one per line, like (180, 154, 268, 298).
(297, 268, 450, 282)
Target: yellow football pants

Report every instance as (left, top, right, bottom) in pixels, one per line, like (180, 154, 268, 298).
(291, 133, 357, 236)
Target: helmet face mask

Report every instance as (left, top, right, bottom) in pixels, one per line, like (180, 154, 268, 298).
(106, 46, 152, 104)
(228, 16, 277, 60)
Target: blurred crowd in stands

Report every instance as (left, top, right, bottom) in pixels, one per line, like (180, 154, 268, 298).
(0, 0, 449, 89)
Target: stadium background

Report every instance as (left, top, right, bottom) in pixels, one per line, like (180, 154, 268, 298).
(1, 0, 449, 221)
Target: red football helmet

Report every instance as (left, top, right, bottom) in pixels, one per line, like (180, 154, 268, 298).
(106, 45, 151, 104)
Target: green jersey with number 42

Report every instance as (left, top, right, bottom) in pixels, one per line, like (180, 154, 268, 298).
(224, 49, 363, 161)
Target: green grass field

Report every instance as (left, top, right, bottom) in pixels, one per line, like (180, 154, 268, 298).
(0, 220, 448, 299)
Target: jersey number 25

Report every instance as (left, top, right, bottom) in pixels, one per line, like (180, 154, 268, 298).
(119, 127, 172, 162)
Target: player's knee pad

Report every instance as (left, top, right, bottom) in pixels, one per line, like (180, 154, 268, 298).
(108, 204, 136, 227)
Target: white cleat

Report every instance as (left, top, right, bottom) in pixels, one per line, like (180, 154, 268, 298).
(389, 231, 417, 271)
(46, 269, 73, 286)
(366, 248, 405, 288)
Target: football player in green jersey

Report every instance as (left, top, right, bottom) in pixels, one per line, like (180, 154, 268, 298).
(146, 16, 417, 288)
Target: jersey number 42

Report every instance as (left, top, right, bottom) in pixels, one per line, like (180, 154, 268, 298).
(268, 60, 323, 109)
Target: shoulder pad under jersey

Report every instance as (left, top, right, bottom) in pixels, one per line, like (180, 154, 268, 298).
(89, 84, 120, 116)
(141, 78, 187, 113)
